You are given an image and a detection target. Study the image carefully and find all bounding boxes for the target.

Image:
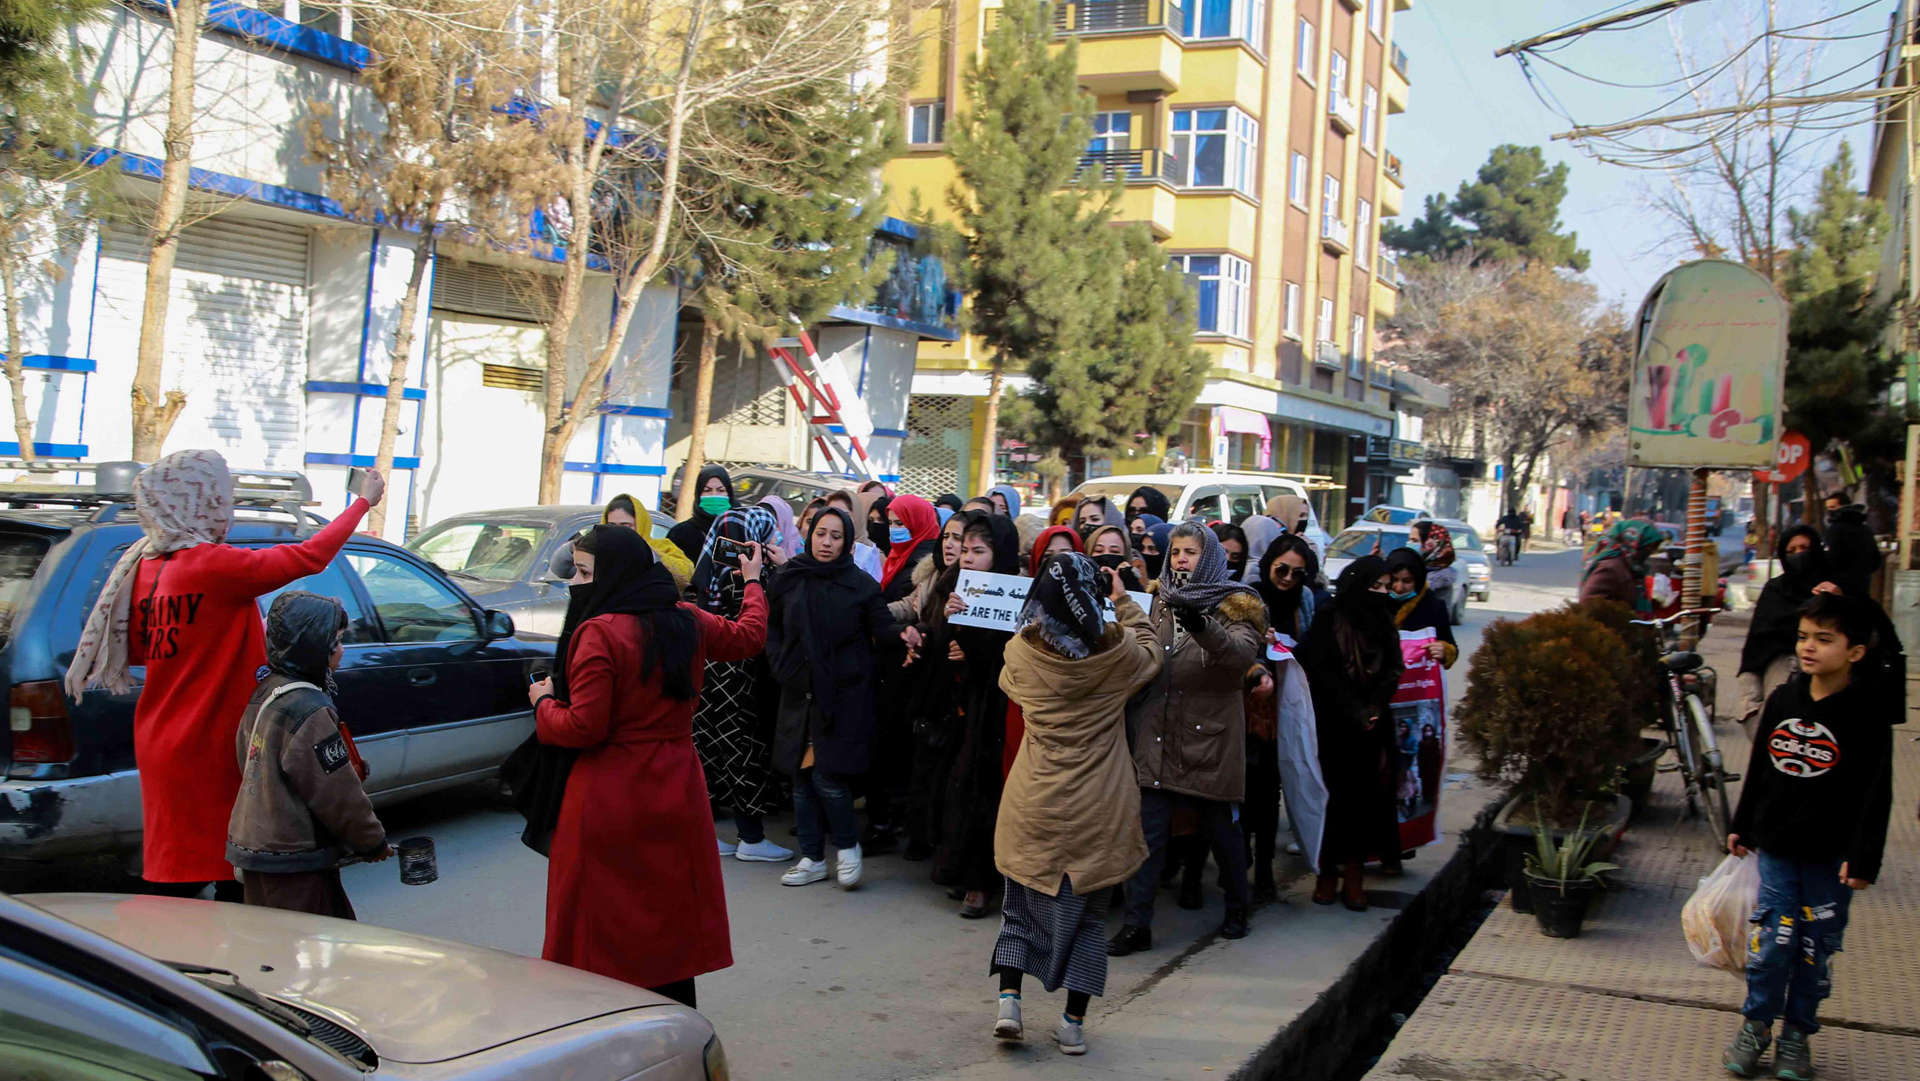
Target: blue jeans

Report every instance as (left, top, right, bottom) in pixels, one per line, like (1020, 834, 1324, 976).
(1742, 852, 1853, 1033)
(792, 768, 859, 861)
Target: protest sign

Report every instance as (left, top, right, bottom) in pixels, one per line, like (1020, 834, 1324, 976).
(950, 570, 1152, 631)
(1391, 628, 1447, 850)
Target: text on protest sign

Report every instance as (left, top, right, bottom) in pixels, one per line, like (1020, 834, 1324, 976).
(949, 570, 1153, 631)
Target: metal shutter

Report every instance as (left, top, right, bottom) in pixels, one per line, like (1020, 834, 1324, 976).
(95, 218, 309, 467)
(431, 257, 558, 323)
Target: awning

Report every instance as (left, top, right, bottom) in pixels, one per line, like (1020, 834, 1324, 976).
(1215, 405, 1273, 470)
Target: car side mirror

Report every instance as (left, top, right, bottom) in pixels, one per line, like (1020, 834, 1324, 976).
(483, 609, 515, 640)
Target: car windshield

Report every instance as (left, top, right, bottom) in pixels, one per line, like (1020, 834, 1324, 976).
(1072, 481, 1180, 508)
(0, 533, 49, 651)
(733, 474, 847, 517)
(1327, 528, 1410, 560)
(1365, 507, 1420, 525)
(407, 521, 547, 581)
(1445, 524, 1485, 550)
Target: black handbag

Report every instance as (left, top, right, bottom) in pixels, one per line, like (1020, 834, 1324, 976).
(500, 733, 577, 857)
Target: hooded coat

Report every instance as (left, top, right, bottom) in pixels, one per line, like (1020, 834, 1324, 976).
(536, 527, 767, 991)
(67, 449, 373, 883)
(666, 464, 735, 564)
(1742, 525, 1828, 677)
(996, 596, 1162, 896)
(765, 509, 905, 775)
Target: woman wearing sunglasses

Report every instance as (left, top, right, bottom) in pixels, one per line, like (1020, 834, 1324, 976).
(1242, 533, 1328, 900)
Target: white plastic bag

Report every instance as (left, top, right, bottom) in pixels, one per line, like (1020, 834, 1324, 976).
(1682, 853, 1759, 975)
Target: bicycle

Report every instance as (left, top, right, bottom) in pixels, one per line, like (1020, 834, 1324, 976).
(1628, 608, 1737, 844)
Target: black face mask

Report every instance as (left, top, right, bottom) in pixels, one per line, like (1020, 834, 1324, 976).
(1782, 552, 1814, 577)
(1142, 551, 1164, 579)
(868, 521, 891, 552)
(1091, 553, 1128, 571)
(1226, 558, 1247, 580)
(1370, 590, 1401, 611)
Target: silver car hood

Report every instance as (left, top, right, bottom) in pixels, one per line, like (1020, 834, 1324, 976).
(27, 894, 680, 1065)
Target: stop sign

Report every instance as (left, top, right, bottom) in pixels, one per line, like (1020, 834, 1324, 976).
(1755, 431, 1811, 484)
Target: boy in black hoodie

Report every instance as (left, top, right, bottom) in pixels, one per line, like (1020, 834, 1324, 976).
(1722, 593, 1895, 1081)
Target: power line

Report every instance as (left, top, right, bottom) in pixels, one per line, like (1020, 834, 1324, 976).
(1551, 85, 1914, 142)
(1495, 0, 1716, 59)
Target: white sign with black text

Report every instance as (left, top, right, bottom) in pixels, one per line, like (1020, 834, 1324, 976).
(949, 570, 1154, 632)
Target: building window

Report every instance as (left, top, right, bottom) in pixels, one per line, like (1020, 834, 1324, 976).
(1317, 296, 1335, 344)
(909, 101, 945, 146)
(1361, 85, 1379, 150)
(1185, 0, 1265, 48)
(1284, 281, 1302, 339)
(1351, 314, 1368, 367)
(1296, 16, 1315, 79)
(1173, 253, 1252, 340)
(1289, 152, 1308, 205)
(1330, 50, 1348, 95)
(1171, 108, 1258, 195)
(1089, 111, 1131, 153)
(1322, 173, 1341, 228)
(1368, 0, 1382, 37)
(1356, 199, 1373, 266)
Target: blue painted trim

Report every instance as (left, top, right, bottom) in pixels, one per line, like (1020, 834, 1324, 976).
(0, 442, 87, 458)
(599, 403, 672, 419)
(878, 474, 902, 483)
(878, 217, 922, 240)
(305, 452, 422, 469)
(0, 355, 96, 372)
(89, 147, 350, 219)
(564, 462, 667, 476)
(128, 0, 371, 73)
(857, 327, 871, 397)
(307, 380, 427, 402)
(827, 425, 909, 439)
(826, 304, 960, 341)
(84, 233, 101, 362)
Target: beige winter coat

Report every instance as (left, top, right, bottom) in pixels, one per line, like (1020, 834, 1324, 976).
(887, 554, 943, 624)
(996, 596, 1162, 897)
(1127, 587, 1268, 802)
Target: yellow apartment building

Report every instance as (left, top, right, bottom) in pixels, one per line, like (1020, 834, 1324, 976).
(885, 0, 1415, 529)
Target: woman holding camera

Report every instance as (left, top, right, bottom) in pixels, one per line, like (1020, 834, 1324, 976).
(530, 525, 768, 1008)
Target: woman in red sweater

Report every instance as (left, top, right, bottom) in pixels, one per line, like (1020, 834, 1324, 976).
(66, 450, 383, 897)
(528, 525, 768, 1009)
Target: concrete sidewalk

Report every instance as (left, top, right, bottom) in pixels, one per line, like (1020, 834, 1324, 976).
(1364, 607, 1920, 1081)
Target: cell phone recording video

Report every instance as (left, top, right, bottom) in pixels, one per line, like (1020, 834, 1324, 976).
(347, 466, 372, 499)
(713, 537, 749, 568)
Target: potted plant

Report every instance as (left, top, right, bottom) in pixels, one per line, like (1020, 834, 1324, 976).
(1524, 804, 1618, 938)
(1563, 599, 1667, 818)
(1458, 608, 1641, 911)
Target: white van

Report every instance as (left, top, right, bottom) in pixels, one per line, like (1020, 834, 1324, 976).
(1064, 472, 1335, 555)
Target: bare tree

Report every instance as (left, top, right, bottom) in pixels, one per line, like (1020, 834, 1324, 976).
(128, 0, 210, 460)
(306, 0, 557, 534)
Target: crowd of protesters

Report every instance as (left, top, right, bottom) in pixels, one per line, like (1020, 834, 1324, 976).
(69, 454, 1460, 1056)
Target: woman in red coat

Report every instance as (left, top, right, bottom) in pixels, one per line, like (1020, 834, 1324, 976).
(66, 450, 381, 896)
(528, 525, 768, 1008)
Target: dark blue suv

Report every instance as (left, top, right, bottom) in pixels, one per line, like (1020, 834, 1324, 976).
(0, 500, 554, 860)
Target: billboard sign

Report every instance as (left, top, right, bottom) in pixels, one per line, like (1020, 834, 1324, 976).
(1628, 260, 1788, 469)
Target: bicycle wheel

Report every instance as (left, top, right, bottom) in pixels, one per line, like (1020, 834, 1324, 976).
(1687, 692, 1732, 842)
(1669, 693, 1703, 817)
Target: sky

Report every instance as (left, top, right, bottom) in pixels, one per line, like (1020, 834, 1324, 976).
(1388, 0, 1894, 310)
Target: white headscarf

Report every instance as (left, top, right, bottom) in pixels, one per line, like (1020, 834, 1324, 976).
(65, 450, 234, 697)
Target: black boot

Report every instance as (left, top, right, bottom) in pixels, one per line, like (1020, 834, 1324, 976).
(1219, 906, 1249, 940)
(1106, 925, 1152, 956)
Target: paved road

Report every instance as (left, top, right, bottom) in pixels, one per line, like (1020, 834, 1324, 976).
(3, 558, 1586, 1079)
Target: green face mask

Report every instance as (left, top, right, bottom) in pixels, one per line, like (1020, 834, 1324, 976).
(698, 495, 730, 516)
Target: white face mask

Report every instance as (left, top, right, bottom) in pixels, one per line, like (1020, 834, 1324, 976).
(1167, 566, 1192, 589)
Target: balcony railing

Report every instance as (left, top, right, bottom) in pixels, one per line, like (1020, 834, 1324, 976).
(990, 0, 1184, 35)
(1391, 43, 1410, 79)
(1384, 150, 1403, 185)
(1314, 339, 1344, 369)
(1328, 88, 1359, 133)
(1320, 215, 1351, 253)
(1077, 147, 1181, 184)
(1378, 246, 1400, 288)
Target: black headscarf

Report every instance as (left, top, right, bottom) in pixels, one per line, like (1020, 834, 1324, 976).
(1384, 547, 1428, 595)
(1256, 533, 1319, 634)
(868, 495, 894, 554)
(555, 525, 691, 702)
(1741, 523, 1829, 675)
(1022, 552, 1106, 659)
(666, 464, 736, 562)
(1213, 522, 1250, 581)
(767, 508, 879, 693)
(264, 590, 347, 696)
(966, 510, 1023, 575)
(1319, 554, 1401, 685)
(1126, 485, 1171, 523)
(934, 493, 965, 515)
(1823, 503, 1882, 597)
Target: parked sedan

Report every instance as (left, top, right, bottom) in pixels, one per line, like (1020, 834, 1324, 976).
(1322, 522, 1473, 625)
(0, 501, 551, 862)
(405, 505, 678, 637)
(660, 464, 863, 520)
(3, 891, 723, 1080)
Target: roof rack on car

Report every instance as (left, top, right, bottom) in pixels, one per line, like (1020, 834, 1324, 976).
(0, 460, 322, 532)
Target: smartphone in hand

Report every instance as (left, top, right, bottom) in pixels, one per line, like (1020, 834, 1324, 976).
(347, 466, 373, 499)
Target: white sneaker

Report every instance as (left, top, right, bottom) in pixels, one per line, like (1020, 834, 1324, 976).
(836, 844, 863, 889)
(718, 839, 737, 856)
(994, 996, 1023, 1040)
(1054, 1018, 1086, 1056)
(735, 838, 794, 863)
(781, 858, 829, 886)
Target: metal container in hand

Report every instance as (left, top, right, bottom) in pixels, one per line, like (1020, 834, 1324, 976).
(396, 836, 438, 886)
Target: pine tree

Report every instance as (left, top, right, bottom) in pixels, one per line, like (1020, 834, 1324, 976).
(1779, 140, 1897, 515)
(672, 42, 904, 506)
(1383, 144, 1589, 271)
(946, 0, 1118, 489)
(1022, 225, 1206, 457)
